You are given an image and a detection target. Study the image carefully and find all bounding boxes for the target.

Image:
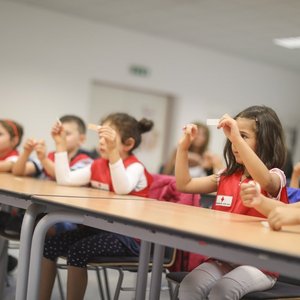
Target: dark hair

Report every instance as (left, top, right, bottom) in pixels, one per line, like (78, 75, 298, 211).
(223, 105, 286, 175)
(0, 119, 24, 148)
(60, 115, 86, 134)
(189, 121, 210, 155)
(101, 113, 154, 154)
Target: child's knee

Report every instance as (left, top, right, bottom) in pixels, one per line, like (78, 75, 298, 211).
(208, 277, 242, 300)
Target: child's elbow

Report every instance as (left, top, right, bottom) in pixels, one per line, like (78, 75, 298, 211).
(176, 181, 186, 192)
(114, 186, 132, 195)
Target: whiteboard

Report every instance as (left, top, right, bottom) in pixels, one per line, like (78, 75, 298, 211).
(87, 81, 172, 173)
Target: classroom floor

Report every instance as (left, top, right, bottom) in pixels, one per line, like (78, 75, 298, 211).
(5, 245, 173, 300)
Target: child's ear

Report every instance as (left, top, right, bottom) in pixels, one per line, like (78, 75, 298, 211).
(124, 137, 135, 151)
(11, 136, 19, 148)
(79, 134, 86, 145)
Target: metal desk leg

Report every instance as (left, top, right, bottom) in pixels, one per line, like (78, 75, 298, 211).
(26, 212, 84, 300)
(149, 244, 165, 300)
(16, 203, 45, 300)
(135, 240, 151, 300)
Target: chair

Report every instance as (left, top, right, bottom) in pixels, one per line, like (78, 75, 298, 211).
(166, 271, 300, 299)
(56, 245, 177, 300)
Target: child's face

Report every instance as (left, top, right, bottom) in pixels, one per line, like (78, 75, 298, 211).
(98, 123, 125, 159)
(62, 121, 85, 153)
(192, 127, 207, 149)
(0, 123, 15, 154)
(231, 117, 256, 164)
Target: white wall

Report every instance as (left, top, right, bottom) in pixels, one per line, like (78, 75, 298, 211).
(1, 1, 300, 171)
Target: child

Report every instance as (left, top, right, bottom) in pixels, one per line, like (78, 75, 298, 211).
(0, 119, 23, 172)
(240, 181, 300, 230)
(12, 115, 94, 236)
(161, 121, 223, 177)
(0, 119, 23, 285)
(39, 112, 154, 300)
(12, 115, 93, 179)
(175, 105, 288, 300)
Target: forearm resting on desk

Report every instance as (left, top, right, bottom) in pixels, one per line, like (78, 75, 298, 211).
(55, 152, 90, 186)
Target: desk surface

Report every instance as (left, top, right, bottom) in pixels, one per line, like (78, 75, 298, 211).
(0, 173, 146, 200)
(32, 193, 300, 261)
(1, 172, 300, 278)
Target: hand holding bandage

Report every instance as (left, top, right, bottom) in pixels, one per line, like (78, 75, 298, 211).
(51, 119, 67, 152)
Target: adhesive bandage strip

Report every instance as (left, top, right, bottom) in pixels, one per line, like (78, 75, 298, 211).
(88, 123, 100, 132)
(206, 119, 220, 126)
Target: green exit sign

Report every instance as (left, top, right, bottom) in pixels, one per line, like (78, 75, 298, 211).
(129, 65, 150, 77)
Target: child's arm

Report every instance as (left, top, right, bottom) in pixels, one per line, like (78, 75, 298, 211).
(12, 138, 37, 176)
(268, 206, 300, 230)
(290, 162, 300, 188)
(52, 122, 91, 185)
(55, 152, 91, 186)
(218, 114, 281, 197)
(175, 124, 218, 194)
(241, 181, 300, 229)
(0, 160, 15, 172)
(35, 140, 55, 179)
(240, 182, 286, 216)
(0, 151, 19, 172)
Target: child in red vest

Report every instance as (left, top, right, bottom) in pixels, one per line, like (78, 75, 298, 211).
(12, 114, 93, 179)
(175, 105, 288, 300)
(39, 112, 153, 300)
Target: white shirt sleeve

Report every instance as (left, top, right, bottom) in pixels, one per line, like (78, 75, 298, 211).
(269, 168, 286, 200)
(5, 155, 18, 162)
(55, 152, 91, 186)
(109, 159, 145, 194)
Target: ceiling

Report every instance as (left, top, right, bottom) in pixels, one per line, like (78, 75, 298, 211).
(6, 0, 300, 72)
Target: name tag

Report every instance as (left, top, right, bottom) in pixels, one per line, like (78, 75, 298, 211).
(215, 195, 232, 207)
(90, 181, 109, 191)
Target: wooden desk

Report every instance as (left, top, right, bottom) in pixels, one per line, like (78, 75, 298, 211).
(26, 194, 300, 300)
(0, 174, 151, 300)
(1, 173, 300, 300)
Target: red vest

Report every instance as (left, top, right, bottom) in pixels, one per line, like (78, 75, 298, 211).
(0, 149, 19, 161)
(90, 155, 153, 197)
(212, 171, 288, 218)
(46, 151, 92, 179)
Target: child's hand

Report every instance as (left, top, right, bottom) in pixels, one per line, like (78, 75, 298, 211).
(98, 125, 118, 154)
(35, 140, 47, 162)
(268, 206, 300, 231)
(218, 114, 240, 143)
(179, 124, 198, 150)
(51, 120, 67, 150)
(23, 138, 37, 154)
(240, 181, 261, 207)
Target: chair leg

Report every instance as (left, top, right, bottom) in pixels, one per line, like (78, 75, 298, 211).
(113, 268, 124, 300)
(172, 284, 180, 300)
(95, 267, 106, 300)
(167, 278, 174, 299)
(56, 269, 65, 300)
(102, 268, 111, 300)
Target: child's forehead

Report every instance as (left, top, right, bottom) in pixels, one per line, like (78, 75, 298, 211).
(62, 121, 79, 130)
(0, 123, 8, 132)
(236, 117, 256, 131)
